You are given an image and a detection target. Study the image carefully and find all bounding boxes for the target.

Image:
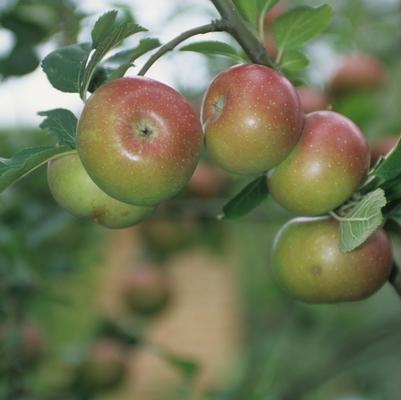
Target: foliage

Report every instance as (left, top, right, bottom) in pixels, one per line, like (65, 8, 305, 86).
(1, 0, 401, 398)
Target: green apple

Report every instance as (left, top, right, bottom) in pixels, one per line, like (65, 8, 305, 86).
(77, 339, 127, 393)
(272, 217, 393, 303)
(77, 77, 203, 206)
(47, 152, 155, 229)
(120, 265, 171, 316)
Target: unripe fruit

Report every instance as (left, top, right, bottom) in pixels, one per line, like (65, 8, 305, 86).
(370, 136, 398, 165)
(297, 86, 330, 113)
(186, 161, 228, 198)
(120, 265, 171, 316)
(77, 77, 203, 206)
(140, 218, 198, 252)
(47, 153, 155, 229)
(268, 111, 370, 216)
(272, 217, 393, 303)
(77, 339, 127, 393)
(0, 322, 46, 368)
(202, 64, 303, 175)
(329, 53, 386, 94)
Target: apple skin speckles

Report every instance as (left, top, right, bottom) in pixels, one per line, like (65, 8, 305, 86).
(201, 64, 303, 175)
(272, 217, 393, 303)
(77, 77, 203, 206)
(268, 111, 370, 216)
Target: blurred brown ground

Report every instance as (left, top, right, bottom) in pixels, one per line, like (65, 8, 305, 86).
(97, 229, 241, 399)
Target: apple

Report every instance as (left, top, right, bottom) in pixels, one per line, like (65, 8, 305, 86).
(47, 152, 155, 229)
(120, 265, 171, 316)
(77, 77, 203, 206)
(297, 86, 330, 113)
(139, 217, 198, 253)
(202, 64, 303, 175)
(272, 217, 393, 303)
(0, 322, 46, 369)
(186, 161, 228, 198)
(370, 136, 398, 165)
(268, 111, 370, 216)
(329, 53, 386, 94)
(77, 339, 128, 393)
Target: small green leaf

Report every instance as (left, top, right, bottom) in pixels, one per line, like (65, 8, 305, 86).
(279, 49, 309, 71)
(339, 189, 387, 252)
(180, 41, 245, 63)
(220, 176, 269, 220)
(41, 43, 91, 93)
(233, 0, 279, 27)
(273, 5, 332, 52)
(0, 146, 71, 193)
(106, 38, 161, 80)
(374, 137, 401, 181)
(162, 353, 200, 382)
(38, 109, 78, 148)
(91, 10, 118, 47)
(106, 38, 161, 64)
(80, 19, 146, 99)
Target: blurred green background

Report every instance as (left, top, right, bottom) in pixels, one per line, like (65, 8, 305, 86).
(1, 0, 401, 399)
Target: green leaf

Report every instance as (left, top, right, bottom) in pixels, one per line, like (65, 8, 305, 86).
(42, 43, 91, 93)
(41, 43, 91, 93)
(91, 10, 118, 47)
(387, 203, 401, 228)
(162, 353, 200, 382)
(180, 41, 245, 63)
(80, 19, 146, 99)
(106, 38, 161, 65)
(273, 5, 332, 52)
(0, 44, 39, 78)
(374, 137, 401, 181)
(233, 0, 279, 27)
(0, 146, 71, 193)
(106, 38, 161, 80)
(220, 176, 269, 220)
(38, 109, 77, 148)
(279, 49, 309, 71)
(339, 189, 387, 252)
(86, 38, 161, 92)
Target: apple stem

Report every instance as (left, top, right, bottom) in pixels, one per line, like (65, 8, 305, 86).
(209, 0, 276, 68)
(137, 20, 227, 76)
(389, 264, 401, 298)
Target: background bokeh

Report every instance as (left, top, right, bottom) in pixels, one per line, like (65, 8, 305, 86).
(1, 0, 401, 399)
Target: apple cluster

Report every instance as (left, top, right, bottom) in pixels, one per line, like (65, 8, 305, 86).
(48, 77, 203, 229)
(47, 58, 393, 303)
(201, 64, 393, 304)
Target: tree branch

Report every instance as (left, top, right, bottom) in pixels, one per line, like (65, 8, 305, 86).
(209, 0, 276, 68)
(389, 264, 401, 298)
(138, 20, 226, 76)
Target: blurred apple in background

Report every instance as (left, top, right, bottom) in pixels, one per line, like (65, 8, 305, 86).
(297, 86, 330, 113)
(76, 339, 128, 393)
(120, 265, 171, 316)
(370, 135, 399, 165)
(329, 53, 386, 94)
(186, 161, 229, 198)
(0, 322, 46, 368)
